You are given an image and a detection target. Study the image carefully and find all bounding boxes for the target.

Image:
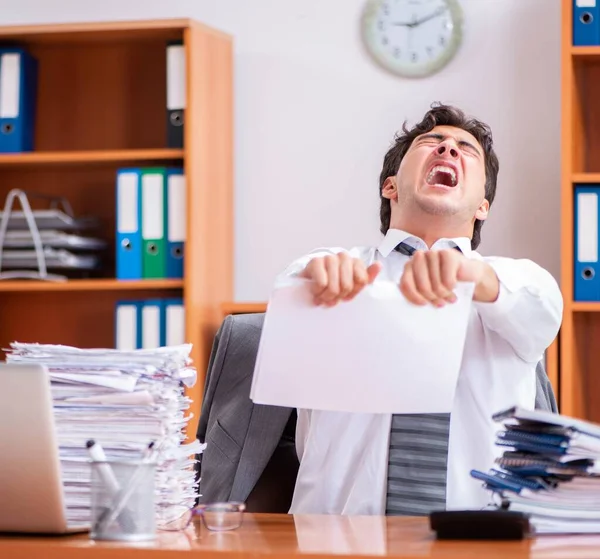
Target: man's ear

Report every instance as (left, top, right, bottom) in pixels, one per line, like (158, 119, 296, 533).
(475, 199, 490, 221)
(381, 177, 397, 201)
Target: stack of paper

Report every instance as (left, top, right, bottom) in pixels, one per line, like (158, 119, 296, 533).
(0, 202, 106, 275)
(471, 406, 600, 534)
(5, 341, 202, 528)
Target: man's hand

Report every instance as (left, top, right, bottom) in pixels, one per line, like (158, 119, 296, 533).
(400, 249, 500, 307)
(300, 253, 383, 306)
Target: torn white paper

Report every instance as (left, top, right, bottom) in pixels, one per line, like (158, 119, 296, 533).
(250, 278, 474, 414)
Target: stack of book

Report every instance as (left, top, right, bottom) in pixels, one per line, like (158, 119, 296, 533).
(5, 341, 202, 528)
(471, 407, 600, 534)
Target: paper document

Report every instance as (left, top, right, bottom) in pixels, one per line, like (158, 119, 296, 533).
(0, 209, 99, 231)
(4, 341, 201, 528)
(0, 248, 100, 270)
(250, 278, 474, 414)
(474, 407, 600, 534)
(3, 229, 107, 249)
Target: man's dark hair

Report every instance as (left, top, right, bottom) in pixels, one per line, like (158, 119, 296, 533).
(378, 103, 499, 250)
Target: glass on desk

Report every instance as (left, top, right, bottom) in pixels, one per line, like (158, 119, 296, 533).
(158, 502, 246, 532)
(89, 460, 156, 542)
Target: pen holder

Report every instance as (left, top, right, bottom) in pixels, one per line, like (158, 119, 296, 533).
(90, 460, 156, 542)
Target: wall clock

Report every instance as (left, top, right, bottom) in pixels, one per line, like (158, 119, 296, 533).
(361, 0, 464, 78)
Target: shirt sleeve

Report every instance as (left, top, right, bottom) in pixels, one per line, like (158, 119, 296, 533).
(473, 256, 563, 363)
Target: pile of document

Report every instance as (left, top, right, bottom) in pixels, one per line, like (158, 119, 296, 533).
(5, 341, 202, 528)
(471, 406, 600, 534)
(0, 190, 106, 278)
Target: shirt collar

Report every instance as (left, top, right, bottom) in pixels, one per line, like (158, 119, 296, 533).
(377, 229, 472, 257)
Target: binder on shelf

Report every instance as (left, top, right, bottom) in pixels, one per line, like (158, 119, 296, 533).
(574, 184, 600, 301)
(573, 0, 600, 46)
(116, 168, 142, 280)
(166, 40, 185, 148)
(115, 300, 142, 350)
(142, 299, 164, 349)
(141, 168, 167, 279)
(0, 47, 38, 153)
(114, 298, 184, 350)
(166, 168, 185, 279)
(163, 298, 185, 346)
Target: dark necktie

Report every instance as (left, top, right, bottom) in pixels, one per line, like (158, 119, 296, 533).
(385, 240, 459, 516)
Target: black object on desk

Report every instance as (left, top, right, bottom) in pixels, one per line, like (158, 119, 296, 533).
(429, 510, 531, 540)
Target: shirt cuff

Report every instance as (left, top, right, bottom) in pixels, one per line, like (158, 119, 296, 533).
(472, 260, 537, 321)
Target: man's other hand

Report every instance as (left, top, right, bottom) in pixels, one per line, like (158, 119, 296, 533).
(399, 249, 499, 306)
(300, 253, 382, 306)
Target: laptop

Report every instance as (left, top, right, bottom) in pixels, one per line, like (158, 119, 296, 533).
(0, 362, 88, 534)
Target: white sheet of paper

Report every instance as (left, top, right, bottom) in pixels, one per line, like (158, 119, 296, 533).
(250, 278, 475, 414)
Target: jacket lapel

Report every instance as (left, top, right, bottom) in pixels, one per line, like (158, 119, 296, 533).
(229, 403, 292, 502)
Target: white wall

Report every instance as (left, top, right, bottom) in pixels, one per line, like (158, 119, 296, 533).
(1, 0, 561, 301)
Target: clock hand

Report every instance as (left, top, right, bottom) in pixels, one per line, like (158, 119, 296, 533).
(411, 6, 448, 27)
(391, 5, 447, 29)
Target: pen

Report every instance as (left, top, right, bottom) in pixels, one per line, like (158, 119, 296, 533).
(142, 441, 156, 463)
(86, 439, 120, 495)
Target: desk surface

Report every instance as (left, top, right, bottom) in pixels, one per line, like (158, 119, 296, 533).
(1, 514, 599, 559)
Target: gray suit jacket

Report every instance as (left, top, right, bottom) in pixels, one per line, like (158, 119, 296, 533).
(195, 312, 558, 510)
(195, 313, 297, 511)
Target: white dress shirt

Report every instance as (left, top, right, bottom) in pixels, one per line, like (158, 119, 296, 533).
(274, 229, 563, 515)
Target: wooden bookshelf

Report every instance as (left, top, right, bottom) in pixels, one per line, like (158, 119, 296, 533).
(0, 18, 233, 438)
(560, 0, 600, 422)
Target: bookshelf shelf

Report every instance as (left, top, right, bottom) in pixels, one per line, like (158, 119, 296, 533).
(0, 279, 183, 292)
(572, 173, 600, 183)
(571, 46, 600, 57)
(0, 149, 184, 167)
(570, 302, 600, 312)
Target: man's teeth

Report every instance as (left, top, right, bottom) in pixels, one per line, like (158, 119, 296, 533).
(427, 165, 457, 186)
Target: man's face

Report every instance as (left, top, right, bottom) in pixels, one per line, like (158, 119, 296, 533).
(387, 125, 489, 223)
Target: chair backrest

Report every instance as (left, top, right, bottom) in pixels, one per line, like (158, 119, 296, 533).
(534, 358, 558, 413)
(245, 412, 299, 513)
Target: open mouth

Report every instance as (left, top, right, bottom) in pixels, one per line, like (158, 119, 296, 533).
(426, 164, 458, 188)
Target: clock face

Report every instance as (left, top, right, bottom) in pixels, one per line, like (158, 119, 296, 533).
(361, 0, 464, 78)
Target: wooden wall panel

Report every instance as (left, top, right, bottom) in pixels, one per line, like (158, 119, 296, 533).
(27, 40, 172, 151)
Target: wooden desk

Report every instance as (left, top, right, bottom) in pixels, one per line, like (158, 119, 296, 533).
(1, 514, 599, 559)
